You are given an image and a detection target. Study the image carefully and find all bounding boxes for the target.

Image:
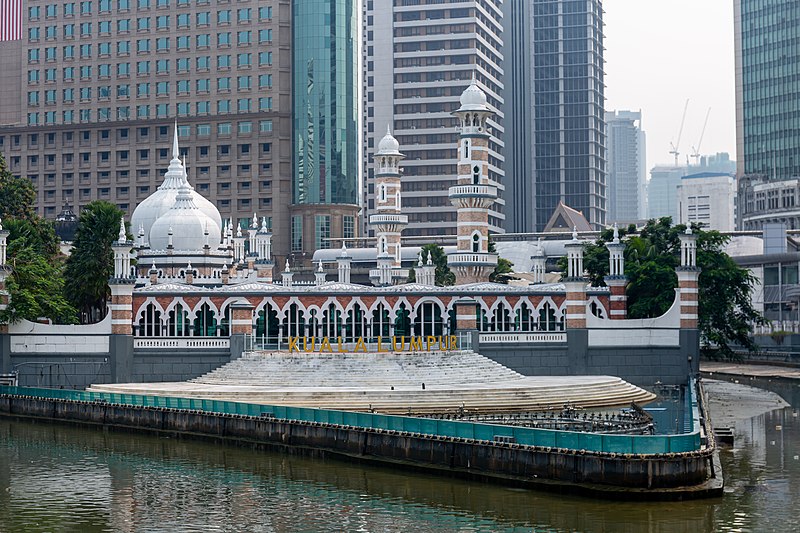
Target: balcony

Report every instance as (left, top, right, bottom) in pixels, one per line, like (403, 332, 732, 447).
(448, 184, 497, 199)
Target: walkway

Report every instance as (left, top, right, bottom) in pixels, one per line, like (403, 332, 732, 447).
(702, 361, 800, 381)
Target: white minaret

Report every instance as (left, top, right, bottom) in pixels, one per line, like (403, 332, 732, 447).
(369, 126, 407, 268)
(447, 74, 498, 284)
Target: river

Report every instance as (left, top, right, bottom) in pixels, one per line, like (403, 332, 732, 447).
(0, 380, 798, 533)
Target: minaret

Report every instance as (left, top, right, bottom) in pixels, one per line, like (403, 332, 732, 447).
(677, 227, 699, 330)
(563, 227, 587, 329)
(0, 218, 10, 334)
(109, 217, 135, 335)
(369, 126, 407, 267)
(254, 216, 274, 281)
(447, 75, 498, 284)
(530, 238, 547, 284)
(604, 223, 627, 318)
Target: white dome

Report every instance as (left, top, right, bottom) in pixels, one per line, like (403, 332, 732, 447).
(458, 77, 489, 111)
(149, 183, 222, 251)
(130, 125, 222, 244)
(376, 125, 401, 156)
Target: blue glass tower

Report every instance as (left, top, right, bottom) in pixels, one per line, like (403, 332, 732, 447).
(291, 0, 359, 259)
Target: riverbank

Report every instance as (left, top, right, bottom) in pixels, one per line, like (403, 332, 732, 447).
(702, 379, 789, 429)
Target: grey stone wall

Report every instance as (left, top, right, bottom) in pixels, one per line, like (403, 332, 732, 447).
(478, 329, 698, 388)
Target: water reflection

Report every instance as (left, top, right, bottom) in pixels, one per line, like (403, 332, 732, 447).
(0, 400, 798, 532)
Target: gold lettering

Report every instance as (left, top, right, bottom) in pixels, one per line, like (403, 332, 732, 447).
(410, 337, 423, 351)
(337, 336, 345, 352)
(354, 337, 367, 352)
(392, 336, 405, 351)
(426, 336, 436, 351)
(437, 336, 445, 351)
(377, 337, 388, 352)
(288, 337, 300, 353)
(450, 335, 458, 350)
(309, 337, 316, 352)
(321, 337, 332, 352)
(302, 336, 308, 351)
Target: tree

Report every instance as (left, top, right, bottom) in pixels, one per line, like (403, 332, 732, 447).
(575, 218, 766, 359)
(0, 239, 76, 325)
(63, 201, 128, 323)
(0, 153, 37, 222)
(488, 238, 514, 284)
(407, 243, 455, 286)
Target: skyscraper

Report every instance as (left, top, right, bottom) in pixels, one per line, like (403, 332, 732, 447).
(735, 0, 800, 180)
(504, 0, 607, 232)
(362, 0, 505, 238)
(291, 0, 359, 259)
(0, 0, 292, 258)
(605, 110, 645, 222)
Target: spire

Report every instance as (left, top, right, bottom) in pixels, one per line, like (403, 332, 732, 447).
(340, 242, 348, 257)
(612, 222, 620, 244)
(172, 119, 180, 160)
(284, 259, 291, 273)
(117, 217, 126, 243)
(386, 123, 391, 135)
(572, 226, 578, 242)
(317, 260, 323, 272)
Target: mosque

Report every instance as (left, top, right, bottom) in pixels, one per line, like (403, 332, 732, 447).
(0, 80, 700, 393)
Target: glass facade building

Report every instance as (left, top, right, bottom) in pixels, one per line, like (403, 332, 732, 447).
(504, 0, 606, 232)
(291, 0, 359, 258)
(735, 0, 800, 180)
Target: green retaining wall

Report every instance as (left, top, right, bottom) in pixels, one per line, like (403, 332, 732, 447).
(0, 382, 702, 455)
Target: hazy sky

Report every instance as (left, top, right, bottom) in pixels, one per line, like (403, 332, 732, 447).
(604, 0, 736, 170)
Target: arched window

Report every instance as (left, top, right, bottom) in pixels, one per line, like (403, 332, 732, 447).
(167, 302, 190, 336)
(472, 165, 480, 184)
(379, 184, 386, 202)
(472, 232, 480, 253)
(193, 303, 218, 337)
(137, 303, 162, 337)
(463, 139, 469, 159)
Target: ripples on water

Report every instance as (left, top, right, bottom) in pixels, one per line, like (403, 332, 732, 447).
(1, 403, 799, 532)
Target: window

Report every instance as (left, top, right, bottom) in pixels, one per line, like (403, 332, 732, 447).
(136, 61, 150, 75)
(177, 14, 189, 27)
(176, 58, 189, 72)
(237, 8, 250, 22)
(137, 17, 149, 31)
(98, 42, 111, 55)
(343, 216, 355, 240)
(217, 100, 230, 113)
(217, 9, 230, 23)
(46, 4, 58, 17)
(196, 79, 209, 92)
(63, 45, 74, 58)
(258, 29, 272, 43)
(64, 3, 75, 15)
(237, 31, 251, 45)
(80, 87, 91, 100)
(217, 32, 231, 46)
(156, 81, 169, 95)
(156, 15, 168, 29)
(63, 88, 74, 102)
(79, 22, 91, 36)
(176, 36, 189, 50)
(237, 76, 251, 90)
(64, 23, 75, 37)
(217, 122, 231, 135)
(99, 20, 111, 34)
(80, 1, 91, 14)
(292, 216, 302, 252)
(156, 103, 169, 117)
(117, 84, 130, 97)
(238, 122, 251, 134)
(117, 19, 130, 32)
(136, 105, 149, 118)
(258, 51, 272, 66)
(156, 59, 169, 73)
(237, 98, 251, 112)
(156, 37, 168, 51)
(117, 62, 130, 76)
(236, 53, 251, 67)
(136, 39, 150, 53)
(176, 102, 190, 116)
(196, 11, 210, 25)
(217, 55, 230, 69)
(177, 80, 189, 93)
(98, 64, 111, 77)
(258, 97, 272, 111)
(197, 124, 211, 136)
(259, 120, 272, 133)
(196, 56, 210, 70)
(217, 77, 230, 91)
(29, 5, 41, 19)
(27, 91, 39, 106)
(196, 101, 210, 114)
(258, 6, 271, 20)
(258, 74, 272, 89)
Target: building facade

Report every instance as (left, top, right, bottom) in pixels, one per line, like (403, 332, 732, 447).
(291, 0, 359, 261)
(361, 0, 505, 238)
(677, 172, 736, 232)
(605, 110, 645, 223)
(734, 0, 800, 180)
(504, 0, 607, 232)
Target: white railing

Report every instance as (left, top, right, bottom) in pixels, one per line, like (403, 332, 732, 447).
(446, 253, 498, 265)
(448, 185, 497, 198)
(479, 332, 566, 344)
(134, 338, 230, 349)
(368, 213, 408, 224)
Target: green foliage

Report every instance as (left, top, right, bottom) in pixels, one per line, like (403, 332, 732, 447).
(3, 217, 61, 260)
(0, 153, 37, 222)
(575, 218, 766, 359)
(63, 201, 128, 323)
(407, 243, 455, 286)
(0, 245, 76, 324)
(488, 238, 514, 284)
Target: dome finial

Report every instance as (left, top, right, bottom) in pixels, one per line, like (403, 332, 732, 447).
(386, 123, 391, 135)
(172, 119, 180, 160)
(118, 217, 126, 243)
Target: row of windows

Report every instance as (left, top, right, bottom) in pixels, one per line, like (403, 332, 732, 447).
(0, 121, 273, 151)
(29, 5, 272, 24)
(29, 26, 272, 46)
(28, 52, 271, 79)
(26, 98, 273, 124)
(27, 75, 272, 105)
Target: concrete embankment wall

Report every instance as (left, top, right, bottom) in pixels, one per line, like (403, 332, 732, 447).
(0, 394, 719, 499)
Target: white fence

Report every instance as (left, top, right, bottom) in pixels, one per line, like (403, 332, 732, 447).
(133, 338, 230, 349)
(479, 332, 566, 344)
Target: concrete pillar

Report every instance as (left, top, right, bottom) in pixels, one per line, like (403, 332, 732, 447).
(454, 298, 479, 332)
(605, 225, 627, 319)
(109, 283, 134, 335)
(230, 299, 254, 336)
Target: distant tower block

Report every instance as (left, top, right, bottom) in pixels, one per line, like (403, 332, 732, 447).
(447, 76, 499, 284)
(369, 126, 408, 268)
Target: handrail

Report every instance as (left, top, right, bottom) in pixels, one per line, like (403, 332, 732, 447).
(0, 385, 703, 455)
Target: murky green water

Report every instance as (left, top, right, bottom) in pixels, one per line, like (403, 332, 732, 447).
(1, 398, 798, 532)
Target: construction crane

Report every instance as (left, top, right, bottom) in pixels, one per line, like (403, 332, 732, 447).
(669, 99, 689, 167)
(690, 107, 712, 165)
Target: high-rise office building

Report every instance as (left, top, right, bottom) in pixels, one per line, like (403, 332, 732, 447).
(735, 0, 800, 180)
(291, 0, 359, 259)
(362, 0, 505, 238)
(504, 0, 607, 232)
(0, 0, 292, 258)
(605, 110, 645, 222)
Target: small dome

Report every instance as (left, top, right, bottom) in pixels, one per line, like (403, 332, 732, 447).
(376, 125, 401, 156)
(131, 124, 222, 244)
(149, 184, 222, 251)
(458, 76, 489, 111)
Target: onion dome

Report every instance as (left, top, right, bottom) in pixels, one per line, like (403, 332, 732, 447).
(149, 182, 222, 251)
(376, 125, 402, 156)
(458, 74, 489, 112)
(131, 123, 222, 245)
